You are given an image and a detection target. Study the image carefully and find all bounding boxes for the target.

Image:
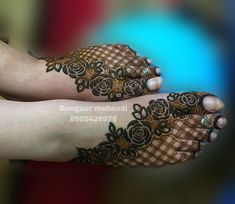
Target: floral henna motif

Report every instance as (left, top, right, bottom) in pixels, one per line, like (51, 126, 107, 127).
(90, 76, 113, 96)
(147, 99, 172, 120)
(45, 44, 157, 101)
(71, 92, 207, 166)
(123, 79, 144, 97)
(180, 92, 200, 107)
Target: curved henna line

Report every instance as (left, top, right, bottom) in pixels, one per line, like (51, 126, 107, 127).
(44, 45, 157, 101)
(72, 92, 208, 166)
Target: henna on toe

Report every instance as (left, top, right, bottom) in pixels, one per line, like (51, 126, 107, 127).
(44, 44, 162, 101)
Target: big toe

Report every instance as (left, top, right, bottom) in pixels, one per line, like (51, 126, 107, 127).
(202, 95, 225, 112)
(146, 76, 163, 91)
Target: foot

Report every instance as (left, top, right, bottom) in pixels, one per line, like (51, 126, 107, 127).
(44, 44, 162, 101)
(0, 42, 161, 101)
(63, 92, 227, 167)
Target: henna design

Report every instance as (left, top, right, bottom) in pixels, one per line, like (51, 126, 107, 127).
(123, 79, 144, 97)
(147, 99, 172, 120)
(179, 92, 200, 107)
(72, 92, 209, 166)
(45, 44, 159, 101)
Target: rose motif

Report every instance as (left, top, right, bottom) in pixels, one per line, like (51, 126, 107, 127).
(126, 120, 152, 148)
(63, 60, 87, 78)
(95, 141, 120, 162)
(90, 76, 113, 96)
(123, 79, 143, 96)
(179, 92, 200, 107)
(148, 99, 172, 120)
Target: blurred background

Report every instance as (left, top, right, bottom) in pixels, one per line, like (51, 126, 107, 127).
(0, 0, 234, 204)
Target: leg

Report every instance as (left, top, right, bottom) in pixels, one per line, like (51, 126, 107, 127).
(0, 41, 162, 101)
(0, 92, 227, 167)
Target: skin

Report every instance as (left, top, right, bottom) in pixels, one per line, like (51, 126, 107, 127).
(0, 41, 162, 102)
(0, 41, 227, 167)
(0, 93, 227, 167)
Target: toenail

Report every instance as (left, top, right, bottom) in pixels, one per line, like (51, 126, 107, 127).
(195, 150, 203, 157)
(146, 77, 162, 91)
(202, 96, 224, 112)
(216, 117, 227, 129)
(146, 58, 153, 65)
(210, 130, 218, 141)
(155, 67, 161, 76)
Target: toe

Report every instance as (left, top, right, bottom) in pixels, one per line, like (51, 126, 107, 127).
(155, 67, 161, 76)
(170, 92, 225, 115)
(176, 114, 227, 129)
(194, 150, 203, 158)
(202, 95, 224, 113)
(173, 126, 211, 141)
(209, 129, 219, 142)
(177, 139, 200, 152)
(194, 130, 219, 155)
(170, 152, 194, 164)
(146, 58, 153, 65)
(146, 76, 162, 91)
(216, 116, 228, 129)
(139, 66, 161, 80)
(144, 58, 161, 75)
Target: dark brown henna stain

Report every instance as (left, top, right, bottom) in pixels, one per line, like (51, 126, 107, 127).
(71, 92, 210, 166)
(45, 44, 158, 101)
